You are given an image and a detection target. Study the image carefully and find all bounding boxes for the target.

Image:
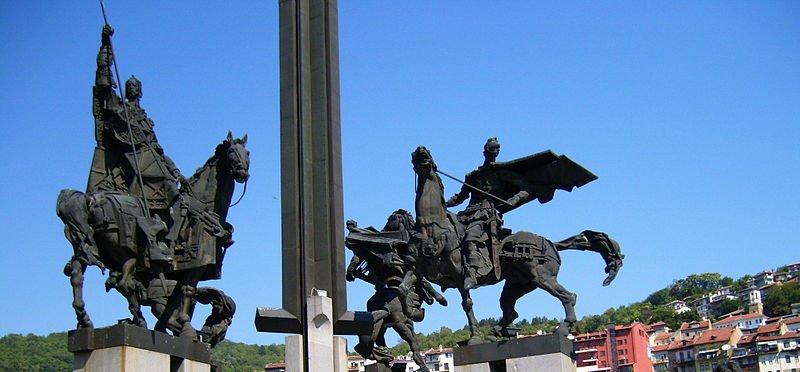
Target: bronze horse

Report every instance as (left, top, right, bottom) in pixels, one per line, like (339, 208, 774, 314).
(407, 146, 622, 343)
(57, 132, 249, 342)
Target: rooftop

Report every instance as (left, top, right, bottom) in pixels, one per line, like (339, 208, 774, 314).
(667, 338, 695, 350)
(680, 320, 711, 331)
(693, 328, 739, 346)
(712, 313, 765, 327)
(758, 331, 800, 342)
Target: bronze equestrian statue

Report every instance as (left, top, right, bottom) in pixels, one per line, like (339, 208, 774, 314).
(56, 25, 250, 347)
(346, 142, 623, 346)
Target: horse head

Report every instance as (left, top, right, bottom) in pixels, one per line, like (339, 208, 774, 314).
(219, 131, 250, 184)
(411, 146, 435, 176)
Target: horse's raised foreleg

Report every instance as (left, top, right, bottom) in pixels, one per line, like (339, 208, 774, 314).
(458, 287, 482, 345)
(64, 258, 93, 329)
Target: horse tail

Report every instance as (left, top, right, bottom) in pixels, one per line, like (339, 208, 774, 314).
(554, 230, 624, 286)
(57, 189, 105, 271)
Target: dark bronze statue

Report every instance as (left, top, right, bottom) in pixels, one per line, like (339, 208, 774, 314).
(346, 140, 623, 346)
(56, 25, 250, 347)
(345, 213, 447, 371)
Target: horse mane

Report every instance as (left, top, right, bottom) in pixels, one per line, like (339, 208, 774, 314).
(188, 140, 230, 182)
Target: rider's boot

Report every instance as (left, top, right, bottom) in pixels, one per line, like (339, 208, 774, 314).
(463, 241, 479, 290)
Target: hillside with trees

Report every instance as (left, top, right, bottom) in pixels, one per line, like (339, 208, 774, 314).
(2, 270, 799, 371)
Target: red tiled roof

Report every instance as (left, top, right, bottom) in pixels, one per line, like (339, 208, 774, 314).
(736, 334, 758, 345)
(265, 362, 287, 368)
(667, 338, 695, 350)
(783, 317, 800, 325)
(712, 313, 765, 327)
(680, 320, 710, 331)
(758, 331, 800, 342)
(424, 347, 453, 355)
(574, 331, 606, 341)
(348, 355, 364, 361)
(652, 344, 671, 352)
(693, 328, 738, 346)
(758, 323, 782, 334)
(655, 333, 672, 342)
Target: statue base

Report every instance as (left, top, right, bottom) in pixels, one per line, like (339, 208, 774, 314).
(453, 334, 576, 372)
(68, 323, 214, 372)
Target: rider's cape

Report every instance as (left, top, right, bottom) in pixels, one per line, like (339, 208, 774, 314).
(492, 150, 598, 214)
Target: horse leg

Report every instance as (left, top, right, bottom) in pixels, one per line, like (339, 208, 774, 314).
(393, 319, 429, 372)
(171, 270, 202, 339)
(458, 287, 482, 345)
(64, 258, 93, 328)
(492, 280, 535, 337)
(114, 257, 147, 328)
(536, 269, 577, 337)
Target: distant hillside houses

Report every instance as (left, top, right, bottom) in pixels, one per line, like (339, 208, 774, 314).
(572, 315, 800, 372)
(669, 263, 800, 320)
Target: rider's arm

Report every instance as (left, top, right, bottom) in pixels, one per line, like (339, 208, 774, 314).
(95, 25, 117, 98)
(93, 25, 121, 144)
(445, 182, 470, 207)
(505, 171, 532, 207)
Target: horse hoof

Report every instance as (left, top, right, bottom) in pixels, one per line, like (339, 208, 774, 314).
(467, 336, 484, 346)
(179, 327, 198, 341)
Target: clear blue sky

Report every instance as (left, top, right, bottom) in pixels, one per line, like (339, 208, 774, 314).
(0, 2, 798, 348)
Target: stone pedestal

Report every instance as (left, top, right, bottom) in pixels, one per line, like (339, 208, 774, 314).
(68, 324, 212, 372)
(283, 294, 348, 372)
(453, 334, 576, 372)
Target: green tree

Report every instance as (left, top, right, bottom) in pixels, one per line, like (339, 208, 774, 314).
(668, 273, 732, 301)
(0, 332, 71, 372)
(763, 282, 800, 317)
(715, 298, 743, 318)
(732, 275, 754, 292)
(645, 288, 674, 306)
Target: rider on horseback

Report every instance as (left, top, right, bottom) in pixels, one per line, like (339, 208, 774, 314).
(88, 25, 187, 265)
(445, 138, 530, 289)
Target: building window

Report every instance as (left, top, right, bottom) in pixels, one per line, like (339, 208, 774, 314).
(787, 355, 792, 363)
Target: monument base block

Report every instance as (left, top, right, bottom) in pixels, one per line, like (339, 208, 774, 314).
(68, 324, 213, 372)
(454, 334, 576, 372)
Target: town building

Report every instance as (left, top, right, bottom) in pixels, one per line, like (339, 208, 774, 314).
(669, 300, 693, 314)
(753, 271, 774, 289)
(667, 338, 696, 372)
(651, 344, 670, 371)
(694, 286, 738, 319)
(712, 313, 767, 334)
(678, 320, 711, 340)
(736, 286, 763, 314)
(783, 316, 800, 332)
(756, 331, 800, 371)
(421, 346, 454, 371)
(690, 326, 742, 372)
(573, 322, 653, 372)
(730, 333, 759, 372)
